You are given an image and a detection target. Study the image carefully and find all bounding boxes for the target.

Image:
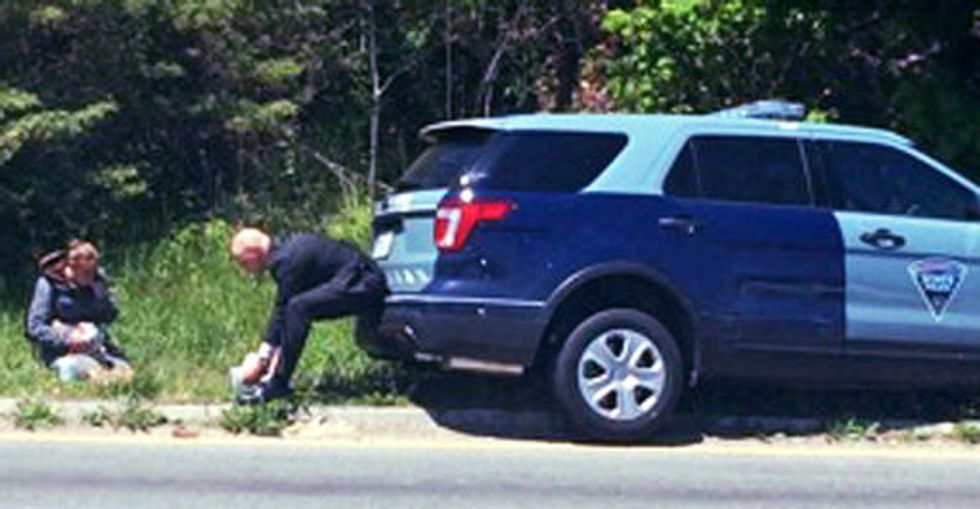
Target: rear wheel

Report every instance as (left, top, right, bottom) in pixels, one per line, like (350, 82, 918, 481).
(553, 308, 684, 441)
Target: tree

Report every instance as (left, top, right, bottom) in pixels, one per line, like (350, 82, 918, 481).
(0, 84, 116, 288)
(591, 0, 980, 177)
(1, 87, 115, 167)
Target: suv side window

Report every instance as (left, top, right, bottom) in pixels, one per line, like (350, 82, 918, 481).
(663, 143, 699, 198)
(689, 136, 809, 206)
(813, 140, 977, 221)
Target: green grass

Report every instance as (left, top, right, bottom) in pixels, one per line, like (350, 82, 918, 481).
(13, 398, 64, 430)
(952, 422, 980, 444)
(82, 398, 168, 432)
(0, 197, 408, 404)
(824, 418, 883, 442)
(219, 401, 295, 436)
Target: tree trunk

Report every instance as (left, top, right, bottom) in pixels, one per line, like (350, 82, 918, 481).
(367, 0, 380, 201)
(445, 0, 453, 119)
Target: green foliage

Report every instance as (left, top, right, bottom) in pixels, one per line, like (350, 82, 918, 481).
(88, 164, 149, 200)
(326, 192, 374, 250)
(13, 398, 64, 430)
(82, 398, 167, 432)
(952, 422, 980, 444)
(0, 86, 41, 122)
(0, 0, 604, 290)
(0, 197, 393, 403)
(253, 58, 304, 87)
(825, 418, 881, 442)
(226, 100, 300, 135)
(104, 219, 277, 401)
(115, 398, 165, 431)
(169, 0, 246, 30)
(219, 400, 294, 436)
(594, 1, 980, 180)
(29, 5, 68, 28)
(81, 406, 113, 427)
(144, 62, 187, 80)
(895, 78, 980, 178)
(599, 1, 820, 113)
(0, 93, 116, 166)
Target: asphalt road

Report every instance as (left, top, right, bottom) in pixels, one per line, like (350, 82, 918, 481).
(2, 436, 979, 509)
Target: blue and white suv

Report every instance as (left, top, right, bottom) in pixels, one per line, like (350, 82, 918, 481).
(357, 101, 980, 440)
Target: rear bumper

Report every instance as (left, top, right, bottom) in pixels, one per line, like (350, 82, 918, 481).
(355, 294, 547, 369)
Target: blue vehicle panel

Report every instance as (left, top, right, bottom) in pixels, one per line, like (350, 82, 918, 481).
(359, 106, 980, 391)
(837, 211, 980, 349)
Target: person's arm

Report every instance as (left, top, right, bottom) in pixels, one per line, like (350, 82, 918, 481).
(261, 258, 295, 349)
(26, 278, 70, 354)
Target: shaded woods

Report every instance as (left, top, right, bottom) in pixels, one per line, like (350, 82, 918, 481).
(1, 0, 979, 295)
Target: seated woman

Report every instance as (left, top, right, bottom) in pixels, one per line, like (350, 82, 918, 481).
(25, 240, 132, 383)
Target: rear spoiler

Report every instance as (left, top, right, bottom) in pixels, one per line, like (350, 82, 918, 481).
(419, 118, 506, 142)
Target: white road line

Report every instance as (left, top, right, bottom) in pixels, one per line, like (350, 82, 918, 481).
(1, 431, 979, 461)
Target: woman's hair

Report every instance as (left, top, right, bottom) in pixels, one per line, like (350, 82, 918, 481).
(37, 249, 68, 282)
(38, 249, 66, 271)
(66, 239, 100, 261)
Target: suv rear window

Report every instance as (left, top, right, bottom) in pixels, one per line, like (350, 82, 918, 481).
(400, 129, 627, 193)
(397, 129, 494, 191)
(464, 131, 627, 192)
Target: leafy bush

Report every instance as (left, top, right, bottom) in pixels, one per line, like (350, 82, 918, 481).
(219, 401, 295, 436)
(82, 398, 167, 432)
(825, 418, 881, 442)
(952, 422, 980, 444)
(13, 398, 64, 430)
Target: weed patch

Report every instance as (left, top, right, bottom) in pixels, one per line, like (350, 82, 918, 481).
(825, 418, 881, 442)
(82, 398, 167, 432)
(13, 398, 64, 430)
(0, 201, 410, 404)
(952, 422, 980, 444)
(219, 401, 296, 436)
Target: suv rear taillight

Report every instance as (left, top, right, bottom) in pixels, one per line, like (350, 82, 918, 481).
(434, 197, 514, 252)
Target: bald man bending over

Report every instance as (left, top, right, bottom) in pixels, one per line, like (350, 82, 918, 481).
(230, 228, 387, 403)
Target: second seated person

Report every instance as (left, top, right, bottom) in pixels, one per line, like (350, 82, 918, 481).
(26, 240, 133, 383)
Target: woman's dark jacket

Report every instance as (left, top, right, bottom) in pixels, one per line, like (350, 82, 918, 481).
(25, 272, 121, 365)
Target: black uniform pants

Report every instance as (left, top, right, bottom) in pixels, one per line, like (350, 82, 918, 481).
(270, 260, 386, 389)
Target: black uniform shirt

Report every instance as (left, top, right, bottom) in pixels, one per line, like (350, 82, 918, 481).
(262, 233, 363, 346)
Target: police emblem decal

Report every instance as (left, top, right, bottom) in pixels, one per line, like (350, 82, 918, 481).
(907, 258, 967, 322)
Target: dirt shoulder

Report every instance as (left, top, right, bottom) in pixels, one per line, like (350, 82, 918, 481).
(1, 397, 980, 450)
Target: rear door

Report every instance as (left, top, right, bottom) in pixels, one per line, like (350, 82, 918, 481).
(373, 128, 494, 292)
(808, 139, 980, 356)
(660, 135, 844, 357)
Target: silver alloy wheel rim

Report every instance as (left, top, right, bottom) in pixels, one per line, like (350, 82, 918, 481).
(576, 328, 665, 422)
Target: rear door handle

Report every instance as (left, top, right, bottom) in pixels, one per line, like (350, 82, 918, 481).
(658, 215, 700, 235)
(859, 228, 905, 250)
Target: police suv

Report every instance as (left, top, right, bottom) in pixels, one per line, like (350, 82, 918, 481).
(358, 101, 980, 440)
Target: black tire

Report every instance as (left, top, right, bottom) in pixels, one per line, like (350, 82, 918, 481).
(552, 308, 684, 441)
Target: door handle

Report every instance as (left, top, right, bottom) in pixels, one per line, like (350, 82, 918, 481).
(658, 215, 701, 235)
(859, 228, 906, 250)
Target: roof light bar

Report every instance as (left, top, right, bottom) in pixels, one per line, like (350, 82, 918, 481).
(712, 100, 806, 121)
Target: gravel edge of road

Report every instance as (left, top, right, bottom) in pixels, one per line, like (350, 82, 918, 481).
(0, 397, 979, 447)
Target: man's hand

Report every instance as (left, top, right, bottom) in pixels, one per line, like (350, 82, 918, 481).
(240, 353, 270, 385)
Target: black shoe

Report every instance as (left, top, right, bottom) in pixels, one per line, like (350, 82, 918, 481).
(235, 386, 263, 406)
(236, 382, 292, 405)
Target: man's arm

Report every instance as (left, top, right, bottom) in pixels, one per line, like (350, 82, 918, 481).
(261, 257, 295, 349)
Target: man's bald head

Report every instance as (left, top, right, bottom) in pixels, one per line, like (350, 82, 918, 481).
(231, 227, 272, 274)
